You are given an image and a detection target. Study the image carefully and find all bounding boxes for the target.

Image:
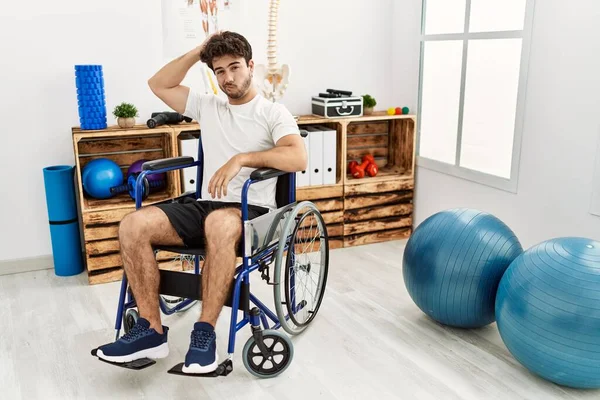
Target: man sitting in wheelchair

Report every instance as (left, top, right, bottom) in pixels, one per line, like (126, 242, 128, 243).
(94, 31, 307, 374)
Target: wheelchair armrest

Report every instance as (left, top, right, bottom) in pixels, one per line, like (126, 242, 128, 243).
(142, 156, 195, 171)
(250, 168, 287, 181)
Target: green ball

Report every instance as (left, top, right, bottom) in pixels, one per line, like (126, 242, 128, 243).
(402, 107, 409, 114)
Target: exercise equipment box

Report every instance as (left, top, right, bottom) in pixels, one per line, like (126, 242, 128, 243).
(311, 95, 363, 118)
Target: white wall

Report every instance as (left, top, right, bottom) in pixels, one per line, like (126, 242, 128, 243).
(0, 0, 396, 262)
(394, 0, 600, 249)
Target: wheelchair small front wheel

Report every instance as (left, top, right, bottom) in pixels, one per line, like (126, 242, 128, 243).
(242, 330, 294, 378)
(273, 201, 329, 335)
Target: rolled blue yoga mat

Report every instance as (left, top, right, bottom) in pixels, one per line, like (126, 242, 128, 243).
(43, 165, 84, 276)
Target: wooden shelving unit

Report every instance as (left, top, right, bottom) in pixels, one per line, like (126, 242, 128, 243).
(296, 111, 416, 248)
(72, 111, 416, 284)
(72, 124, 195, 284)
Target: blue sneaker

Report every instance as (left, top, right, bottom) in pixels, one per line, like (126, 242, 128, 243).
(96, 318, 169, 363)
(182, 322, 218, 373)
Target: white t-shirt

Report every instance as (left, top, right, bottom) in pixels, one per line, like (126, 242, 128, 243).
(183, 90, 299, 210)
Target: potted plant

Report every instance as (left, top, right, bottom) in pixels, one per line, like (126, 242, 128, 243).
(362, 94, 377, 115)
(113, 102, 139, 128)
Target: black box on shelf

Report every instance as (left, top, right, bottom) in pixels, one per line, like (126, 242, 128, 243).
(311, 89, 363, 118)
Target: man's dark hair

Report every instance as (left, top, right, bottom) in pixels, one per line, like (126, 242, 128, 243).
(200, 31, 253, 71)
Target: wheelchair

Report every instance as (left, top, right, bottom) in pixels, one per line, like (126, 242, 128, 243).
(98, 133, 330, 378)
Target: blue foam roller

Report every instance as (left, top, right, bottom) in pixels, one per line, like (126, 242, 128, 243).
(75, 64, 107, 128)
(75, 65, 102, 72)
(42, 165, 84, 277)
(48, 222, 84, 276)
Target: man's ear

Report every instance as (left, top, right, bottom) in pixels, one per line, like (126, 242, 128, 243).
(248, 59, 254, 72)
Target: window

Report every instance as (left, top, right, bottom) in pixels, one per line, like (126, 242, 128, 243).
(417, 0, 535, 192)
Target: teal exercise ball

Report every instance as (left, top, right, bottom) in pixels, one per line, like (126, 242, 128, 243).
(403, 208, 523, 328)
(496, 237, 600, 389)
(82, 158, 123, 199)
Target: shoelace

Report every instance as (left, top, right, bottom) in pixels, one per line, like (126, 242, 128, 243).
(191, 330, 214, 350)
(121, 323, 148, 341)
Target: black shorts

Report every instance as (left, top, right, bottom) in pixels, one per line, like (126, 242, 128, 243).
(155, 198, 270, 250)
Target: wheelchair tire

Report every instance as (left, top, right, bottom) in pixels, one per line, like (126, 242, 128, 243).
(123, 308, 139, 334)
(273, 201, 329, 335)
(242, 330, 294, 378)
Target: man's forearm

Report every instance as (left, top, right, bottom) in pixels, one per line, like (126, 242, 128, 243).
(148, 46, 201, 90)
(236, 146, 307, 173)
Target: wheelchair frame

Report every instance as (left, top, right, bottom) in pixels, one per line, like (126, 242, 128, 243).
(111, 134, 314, 376)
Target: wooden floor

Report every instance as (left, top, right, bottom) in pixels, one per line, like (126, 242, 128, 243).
(0, 240, 597, 400)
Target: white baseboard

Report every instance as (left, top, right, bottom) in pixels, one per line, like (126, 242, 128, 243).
(0, 254, 54, 276)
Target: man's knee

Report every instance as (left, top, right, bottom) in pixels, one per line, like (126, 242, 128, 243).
(119, 210, 149, 244)
(119, 207, 167, 244)
(205, 209, 241, 243)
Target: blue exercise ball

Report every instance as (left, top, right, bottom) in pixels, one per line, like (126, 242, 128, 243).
(496, 237, 600, 389)
(403, 208, 523, 328)
(82, 158, 123, 199)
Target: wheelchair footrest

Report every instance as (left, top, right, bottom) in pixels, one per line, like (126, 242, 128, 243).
(167, 359, 233, 377)
(91, 347, 156, 370)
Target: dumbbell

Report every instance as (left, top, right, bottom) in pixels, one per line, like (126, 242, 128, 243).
(109, 159, 166, 200)
(348, 154, 379, 179)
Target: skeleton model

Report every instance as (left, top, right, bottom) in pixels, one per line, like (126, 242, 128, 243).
(254, 0, 290, 102)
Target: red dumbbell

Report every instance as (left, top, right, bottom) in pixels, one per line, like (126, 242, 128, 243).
(366, 162, 379, 177)
(351, 159, 370, 179)
(347, 160, 358, 174)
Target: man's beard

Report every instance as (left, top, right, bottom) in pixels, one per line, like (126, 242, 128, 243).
(221, 74, 252, 100)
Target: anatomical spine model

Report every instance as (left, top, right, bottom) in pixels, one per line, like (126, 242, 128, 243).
(254, 0, 290, 102)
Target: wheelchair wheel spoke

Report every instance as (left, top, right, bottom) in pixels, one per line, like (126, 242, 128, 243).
(273, 201, 329, 335)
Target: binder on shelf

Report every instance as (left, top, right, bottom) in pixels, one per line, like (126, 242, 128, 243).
(315, 125, 337, 185)
(297, 129, 311, 187)
(305, 126, 324, 186)
(179, 135, 199, 193)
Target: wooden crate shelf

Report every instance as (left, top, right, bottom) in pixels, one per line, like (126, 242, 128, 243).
(73, 112, 415, 284)
(73, 126, 181, 213)
(297, 185, 344, 249)
(296, 112, 416, 249)
(72, 123, 186, 284)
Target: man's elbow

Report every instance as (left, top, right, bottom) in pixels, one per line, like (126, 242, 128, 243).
(300, 151, 308, 171)
(294, 149, 308, 172)
(148, 77, 159, 94)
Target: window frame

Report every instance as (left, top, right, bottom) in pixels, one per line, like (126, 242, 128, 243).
(416, 0, 536, 193)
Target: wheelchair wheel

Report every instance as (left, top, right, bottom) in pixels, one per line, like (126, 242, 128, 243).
(242, 330, 294, 378)
(123, 308, 139, 334)
(273, 201, 329, 335)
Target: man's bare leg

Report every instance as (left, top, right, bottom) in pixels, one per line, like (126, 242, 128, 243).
(198, 208, 242, 327)
(118, 206, 184, 334)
